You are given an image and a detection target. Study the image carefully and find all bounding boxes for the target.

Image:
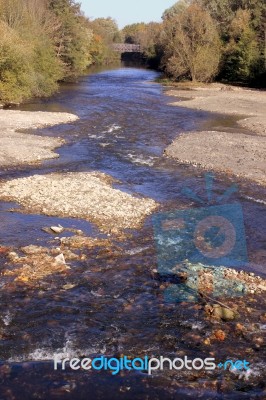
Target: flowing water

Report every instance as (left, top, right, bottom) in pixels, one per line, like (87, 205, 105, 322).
(0, 66, 265, 399)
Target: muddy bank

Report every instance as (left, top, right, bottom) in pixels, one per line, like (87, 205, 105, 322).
(0, 110, 78, 168)
(165, 85, 266, 185)
(0, 172, 158, 234)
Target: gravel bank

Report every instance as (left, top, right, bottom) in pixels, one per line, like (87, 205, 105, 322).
(0, 110, 78, 168)
(165, 85, 266, 185)
(166, 130, 266, 186)
(0, 172, 158, 234)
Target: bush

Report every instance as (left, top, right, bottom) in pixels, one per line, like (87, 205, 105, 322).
(30, 40, 64, 97)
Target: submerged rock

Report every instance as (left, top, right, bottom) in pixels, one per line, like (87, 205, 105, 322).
(205, 304, 236, 321)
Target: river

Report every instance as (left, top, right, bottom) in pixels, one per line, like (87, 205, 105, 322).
(0, 66, 265, 399)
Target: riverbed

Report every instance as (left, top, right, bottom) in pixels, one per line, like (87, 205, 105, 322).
(0, 66, 265, 399)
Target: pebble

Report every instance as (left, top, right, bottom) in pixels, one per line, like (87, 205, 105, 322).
(55, 253, 66, 264)
(209, 304, 236, 321)
(50, 225, 64, 234)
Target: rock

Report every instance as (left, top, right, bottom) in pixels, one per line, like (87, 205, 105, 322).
(19, 276, 29, 283)
(221, 307, 236, 321)
(62, 283, 76, 290)
(213, 329, 226, 341)
(7, 251, 19, 261)
(50, 225, 64, 234)
(0, 246, 10, 255)
(63, 249, 80, 261)
(55, 253, 66, 265)
(212, 304, 223, 319)
(235, 323, 245, 332)
(252, 336, 264, 347)
(210, 304, 236, 321)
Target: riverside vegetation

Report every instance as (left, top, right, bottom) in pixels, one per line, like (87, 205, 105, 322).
(1, 0, 265, 107)
(0, 0, 121, 105)
(122, 0, 266, 85)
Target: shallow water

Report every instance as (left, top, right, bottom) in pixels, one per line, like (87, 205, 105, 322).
(0, 66, 265, 398)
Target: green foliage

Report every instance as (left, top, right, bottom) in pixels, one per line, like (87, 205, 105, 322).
(49, 0, 93, 79)
(222, 9, 261, 81)
(0, 23, 33, 102)
(1, 0, 264, 103)
(161, 3, 221, 82)
(162, 0, 193, 20)
(0, 0, 66, 103)
(199, 0, 266, 81)
(160, 0, 266, 84)
(122, 23, 146, 44)
(122, 22, 163, 68)
(88, 18, 121, 65)
(199, 0, 236, 33)
(0, 0, 121, 104)
(89, 18, 121, 44)
(31, 40, 64, 97)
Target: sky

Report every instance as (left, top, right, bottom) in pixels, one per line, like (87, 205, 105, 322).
(80, 0, 176, 28)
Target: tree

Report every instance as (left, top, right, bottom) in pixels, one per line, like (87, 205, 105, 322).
(0, 0, 96, 103)
(162, 0, 192, 20)
(49, 0, 93, 78)
(0, 0, 64, 103)
(122, 23, 146, 44)
(0, 21, 33, 102)
(138, 22, 163, 60)
(87, 18, 121, 65)
(199, 0, 236, 35)
(222, 9, 260, 81)
(89, 17, 121, 44)
(199, 0, 266, 81)
(121, 22, 163, 67)
(161, 3, 221, 82)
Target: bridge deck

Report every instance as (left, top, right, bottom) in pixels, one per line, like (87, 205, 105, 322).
(112, 43, 141, 53)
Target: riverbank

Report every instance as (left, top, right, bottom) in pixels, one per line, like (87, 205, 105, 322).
(164, 84, 266, 186)
(0, 110, 78, 168)
(0, 172, 158, 235)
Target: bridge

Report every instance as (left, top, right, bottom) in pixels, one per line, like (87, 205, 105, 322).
(112, 43, 142, 53)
